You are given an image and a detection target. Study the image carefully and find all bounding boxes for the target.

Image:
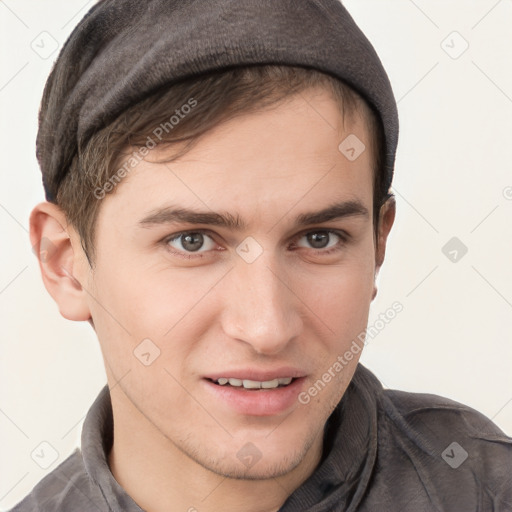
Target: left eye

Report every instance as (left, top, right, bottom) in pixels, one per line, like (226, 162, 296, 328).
(294, 230, 343, 251)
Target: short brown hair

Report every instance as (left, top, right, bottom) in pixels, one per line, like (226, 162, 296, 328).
(56, 65, 388, 267)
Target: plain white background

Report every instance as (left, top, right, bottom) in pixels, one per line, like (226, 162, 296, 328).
(1, 0, 511, 509)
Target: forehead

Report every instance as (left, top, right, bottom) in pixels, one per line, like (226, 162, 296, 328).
(97, 87, 374, 230)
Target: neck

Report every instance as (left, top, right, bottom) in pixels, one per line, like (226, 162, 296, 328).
(107, 386, 324, 512)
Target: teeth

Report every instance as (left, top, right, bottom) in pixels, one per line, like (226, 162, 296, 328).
(261, 379, 279, 389)
(215, 377, 294, 389)
(243, 379, 262, 389)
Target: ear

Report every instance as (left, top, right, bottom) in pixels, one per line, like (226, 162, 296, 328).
(29, 201, 92, 322)
(372, 196, 396, 300)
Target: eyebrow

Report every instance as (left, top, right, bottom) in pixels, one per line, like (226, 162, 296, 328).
(138, 200, 369, 230)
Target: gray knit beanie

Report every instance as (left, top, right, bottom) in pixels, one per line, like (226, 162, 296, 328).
(36, 0, 399, 202)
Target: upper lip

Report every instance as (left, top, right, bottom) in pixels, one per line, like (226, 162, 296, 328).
(204, 367, 307, 382)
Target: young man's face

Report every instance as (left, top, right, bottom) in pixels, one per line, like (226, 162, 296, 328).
(39, 85, 394, 482)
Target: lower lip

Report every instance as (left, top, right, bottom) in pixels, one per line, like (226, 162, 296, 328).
(202, 378, 305, 416)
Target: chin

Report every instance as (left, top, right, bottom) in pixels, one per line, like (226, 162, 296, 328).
(209, 449, 307, 481)
(189, 428, 320, 481)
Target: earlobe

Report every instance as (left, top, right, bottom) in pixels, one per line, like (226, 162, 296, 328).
(29, 201, 92, 322)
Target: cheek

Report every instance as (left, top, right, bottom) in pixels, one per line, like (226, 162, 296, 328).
(305, 250, 375, 337)
(86, 256, 218, 363)
(89, 248, 170, 327)
(85, 256, 163, 361)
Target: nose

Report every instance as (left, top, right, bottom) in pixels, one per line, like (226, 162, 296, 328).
(220, 252, 303, 356)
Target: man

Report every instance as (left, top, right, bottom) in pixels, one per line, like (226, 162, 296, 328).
(12, 0, 512, 510)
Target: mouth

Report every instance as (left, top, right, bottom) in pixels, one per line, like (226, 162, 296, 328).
(206, 376, 296, 390)
(202, 373, 306, 416)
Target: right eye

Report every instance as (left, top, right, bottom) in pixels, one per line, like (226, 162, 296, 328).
(163, 230, 218, 258)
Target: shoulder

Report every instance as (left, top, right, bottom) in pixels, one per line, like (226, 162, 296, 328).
(379, 388, 512, 505)
(383, 388, 512, 444)
(8, 449, 108, 512)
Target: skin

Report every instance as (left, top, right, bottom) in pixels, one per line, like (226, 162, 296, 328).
(30, 85, 395, 512)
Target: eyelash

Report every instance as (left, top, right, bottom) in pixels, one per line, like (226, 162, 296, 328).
(161, 229, 348, 260)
